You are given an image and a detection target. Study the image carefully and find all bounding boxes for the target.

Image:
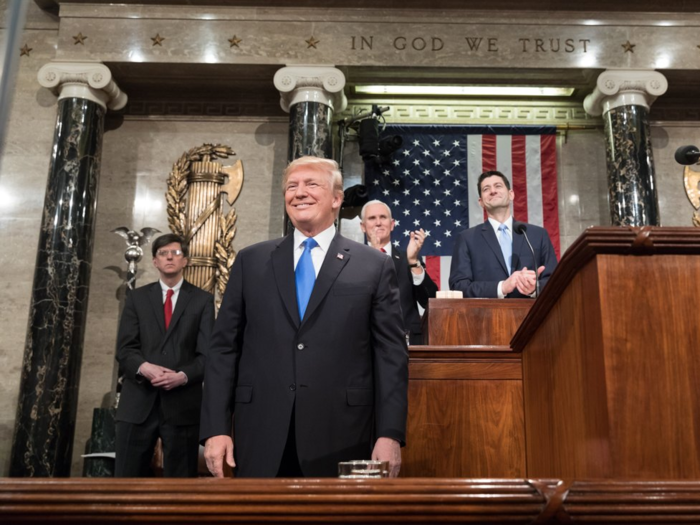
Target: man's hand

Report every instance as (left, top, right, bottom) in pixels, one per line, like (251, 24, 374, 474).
(502, 266, 545, 296)
(150, 371, 187, 390)
(406, 229, 426, 265)
(514, 266, 545, 296)
(372, 437, 401, 478)
(204, 435, 235, 478)
(138, 362, 174, 381)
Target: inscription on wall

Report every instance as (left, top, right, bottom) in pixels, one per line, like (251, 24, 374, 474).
(351, 36, 592, 54)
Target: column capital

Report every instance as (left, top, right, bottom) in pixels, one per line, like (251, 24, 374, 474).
(273, 66, 347, 113)
(584, 69, 667, 117)
(37, 61, 127, 111)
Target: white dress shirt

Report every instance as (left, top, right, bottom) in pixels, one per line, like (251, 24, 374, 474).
(293, 224, 336, 275)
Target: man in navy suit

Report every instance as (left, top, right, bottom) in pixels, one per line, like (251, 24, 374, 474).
(360, 200, 437, 345)
(115, 233, 215, 477)
(449, 170, 557, 298)
(201, 156, 408, 478)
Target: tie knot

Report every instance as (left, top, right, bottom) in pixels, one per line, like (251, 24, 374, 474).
(302, 238, 318, 251)
(498, 224, 508, 233)
(166, 288, 174, 298)
(380, 247, 387, 253)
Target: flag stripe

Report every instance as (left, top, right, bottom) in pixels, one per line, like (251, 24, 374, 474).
(467, 135, 483, 227)
(425, 255, 442, 292)
(525, 135, 544, 226)
(510, 135, 528, 222)
(540, 134, 561, 259)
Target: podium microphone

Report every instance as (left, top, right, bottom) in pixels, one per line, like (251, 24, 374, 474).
(513, 221, 540, 298)
(674, 145, 700, 165)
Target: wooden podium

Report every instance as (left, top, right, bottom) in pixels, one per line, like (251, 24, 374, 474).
(513, 227, 700, 479)
(404, 298, 531, 477)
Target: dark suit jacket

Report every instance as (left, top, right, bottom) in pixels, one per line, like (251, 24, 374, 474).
(448, 221, 557, 298)
(391, 248, 438, 345)
(116, 280, 214, 426)
(200, 232, 409, 477)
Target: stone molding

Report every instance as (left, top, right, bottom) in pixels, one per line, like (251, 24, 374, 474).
(584, 69, 668, 117)
(37, 61, 128, 111)
(273, 66, 347, 113)
(341, 100, 599, 126)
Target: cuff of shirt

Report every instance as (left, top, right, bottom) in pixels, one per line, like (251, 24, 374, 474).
(497, 281, 505, 299)
(411, 266, 425, 285)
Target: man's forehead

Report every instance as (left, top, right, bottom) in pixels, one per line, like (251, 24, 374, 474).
(365, 203, 391, 217)
(286, 167, 329, 182)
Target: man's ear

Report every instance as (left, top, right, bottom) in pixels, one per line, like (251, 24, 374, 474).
(478, 197, 485, 210)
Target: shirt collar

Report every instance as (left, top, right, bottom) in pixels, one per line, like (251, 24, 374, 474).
(293, 224, 336, 253)
(487, 215, 513, 236)
(381, 242, 393, 256)
(160, 278, 184, 292)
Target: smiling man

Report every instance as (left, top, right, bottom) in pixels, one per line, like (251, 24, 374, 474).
(360, 200, 437, 345)
(201, 156, 408, 478)
(115, 233, 214, 477)
(449, 170, 557, 298)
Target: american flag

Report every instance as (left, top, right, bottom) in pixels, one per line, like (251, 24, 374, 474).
(365, 124, 560, 290)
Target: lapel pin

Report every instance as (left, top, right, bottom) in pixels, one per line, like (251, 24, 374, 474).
(336, 253, 344, 260)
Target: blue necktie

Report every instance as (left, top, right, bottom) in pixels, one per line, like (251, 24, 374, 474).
(295, 238, 318, 319)
(498, 224, 512, 274)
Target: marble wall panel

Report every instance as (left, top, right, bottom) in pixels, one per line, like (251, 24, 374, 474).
(71, 117, 288, 474)
(650, 124, 700, 227)
(0, 24, 59, 476)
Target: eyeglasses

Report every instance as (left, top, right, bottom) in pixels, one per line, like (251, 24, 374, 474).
(156, 249, 184, 257)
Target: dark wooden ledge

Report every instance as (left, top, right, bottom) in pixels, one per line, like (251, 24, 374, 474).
(3, 478, 700, 523)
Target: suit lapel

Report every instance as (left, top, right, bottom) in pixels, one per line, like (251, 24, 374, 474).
(392, 249, 403, 273)
(148, 282, 166, 336)
(271, 234, 300, 326)
(480, 222, 509, 275)
(301, 233, 350, 326)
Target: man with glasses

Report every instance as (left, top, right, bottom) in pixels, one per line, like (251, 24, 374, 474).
(115, 233, 214, 477)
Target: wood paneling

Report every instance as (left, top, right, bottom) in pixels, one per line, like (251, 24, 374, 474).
(405, 349, 524, 478)
(516, 227, 700, 479)
(425, 299, 531, 346)
(3, 478, 700, 524)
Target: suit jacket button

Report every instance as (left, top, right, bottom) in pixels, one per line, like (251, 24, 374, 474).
(297, 343, 304, 350)
(289, 383, 296, 391)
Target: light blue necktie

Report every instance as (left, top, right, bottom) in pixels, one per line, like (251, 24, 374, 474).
(295, 238, 318, 319)
(498, 224, 512, 275)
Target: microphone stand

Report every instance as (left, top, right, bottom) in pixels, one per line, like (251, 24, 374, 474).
(513, 221, 539, 298)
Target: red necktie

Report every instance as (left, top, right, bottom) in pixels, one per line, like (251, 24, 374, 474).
(164, 289, 174, 329)
(380, 248, 386, 253)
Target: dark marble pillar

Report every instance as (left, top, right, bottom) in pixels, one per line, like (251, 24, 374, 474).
(584, 70, 667, 226)
(288, 101, 333, 160)
(604, 105, 659, 226)
(10, 62, 126, 477)
(274, 66, 347, 233)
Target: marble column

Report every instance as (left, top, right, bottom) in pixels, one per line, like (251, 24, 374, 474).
(10, 62, 126, 477)
(274, 66, 347, 163)
(584, 69, 668, 226)
(273, 66, 347, 232)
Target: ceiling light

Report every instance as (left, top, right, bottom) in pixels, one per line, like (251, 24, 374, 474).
(354, 85, 575, 97)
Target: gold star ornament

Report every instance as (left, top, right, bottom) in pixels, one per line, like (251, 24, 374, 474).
(306, 36, 320, 49)
(228, 35, 242, 48)
(19, 44, 32, 57)
(621, 40, 636, 53)
(72, 33, 87, 45)
(151, 33, 165, 46)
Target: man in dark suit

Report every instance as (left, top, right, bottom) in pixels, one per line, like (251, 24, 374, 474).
(115, 233, 214, 477)
(449, 170, 557, 298)
(201, 156, 408, 478)
(359, 200, 437, 345)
